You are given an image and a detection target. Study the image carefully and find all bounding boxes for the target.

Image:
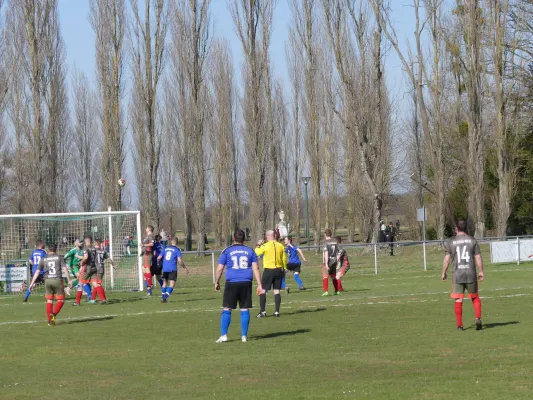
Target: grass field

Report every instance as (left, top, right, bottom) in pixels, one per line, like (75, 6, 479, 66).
(1, 245, 532, 400)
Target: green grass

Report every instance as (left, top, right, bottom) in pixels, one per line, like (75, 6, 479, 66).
(1, 246, 533, 400)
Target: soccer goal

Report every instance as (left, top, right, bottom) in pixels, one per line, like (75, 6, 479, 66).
(0, 210, 143, 295)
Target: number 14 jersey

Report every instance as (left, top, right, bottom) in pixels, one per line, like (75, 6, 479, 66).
(445, 235, 480, 284)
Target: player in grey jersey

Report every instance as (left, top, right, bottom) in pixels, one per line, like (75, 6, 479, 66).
(29, 243, 72, 326)
(442, 220, 485, 331)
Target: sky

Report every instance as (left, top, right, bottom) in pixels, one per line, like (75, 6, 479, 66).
(58, 0, 415, 101)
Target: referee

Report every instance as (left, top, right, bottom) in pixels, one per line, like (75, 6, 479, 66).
(255, 230, 287, 318)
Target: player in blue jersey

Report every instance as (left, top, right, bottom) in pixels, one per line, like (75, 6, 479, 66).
(214, 229, 263, 343)
(23, 240, 47, 303)
(283, 236, 307, 290)
(151, 234, 165, 289)
(157, 237, 189, 303)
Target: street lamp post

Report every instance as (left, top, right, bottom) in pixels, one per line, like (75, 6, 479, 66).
(301, 177, 311, 247)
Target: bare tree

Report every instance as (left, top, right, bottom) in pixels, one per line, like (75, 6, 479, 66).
(130, 0, 168, 230)
(229, 0, 275, 241)
(90, 0, 127, 211)
(72, 69, 100, 211)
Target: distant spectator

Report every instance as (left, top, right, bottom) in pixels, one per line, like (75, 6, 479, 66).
(161, 230, 169, 247)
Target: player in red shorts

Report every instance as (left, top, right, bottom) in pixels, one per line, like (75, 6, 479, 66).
(141, 225, 155, 296)
(334, 236, 350, 292)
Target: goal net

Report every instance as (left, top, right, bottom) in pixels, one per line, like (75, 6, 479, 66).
(0, 211, 143, 295)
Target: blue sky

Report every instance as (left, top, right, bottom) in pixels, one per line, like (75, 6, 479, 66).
(59, 0, 415, 100)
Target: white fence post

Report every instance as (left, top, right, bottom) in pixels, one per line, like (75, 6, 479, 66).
(108, 206, 114, 290)
(212, 252, 215, 284)
(517, 237, 520, 265)
(374, 243, 378, 275)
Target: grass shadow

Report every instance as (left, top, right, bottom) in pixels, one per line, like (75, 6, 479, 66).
(483, 321, 519, 330)
(253, 329, 311, 340)
(106, 297, 147, 305)
(63, 316, 115, 325)
(284, 307, 327, 316)
(183, 297, 218, 302)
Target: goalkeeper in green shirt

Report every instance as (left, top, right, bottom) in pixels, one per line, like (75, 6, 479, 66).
(64, 239, 87, 305)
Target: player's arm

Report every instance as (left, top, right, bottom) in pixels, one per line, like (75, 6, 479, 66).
(474, 242, 484, 281)
(214, 263, 225, 292)
(254, 244, 265, 257)
(282, 247, 288, 269)
(441, 255, 451, 281)
(252, 261, 263, 295)
(177, 257, 189, 274)
(29, 259, 44, 290)
(297, 248, 307, 262)
(62, 259, 72, 287)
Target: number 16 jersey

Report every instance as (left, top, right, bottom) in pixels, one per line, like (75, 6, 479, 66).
(218, 245, 258, 283)
(445, 234, 480, 284)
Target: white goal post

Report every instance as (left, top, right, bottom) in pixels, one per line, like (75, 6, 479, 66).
(0, 210, 143, 294)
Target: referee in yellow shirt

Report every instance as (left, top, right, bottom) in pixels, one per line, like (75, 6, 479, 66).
(255, 230, 287, 318)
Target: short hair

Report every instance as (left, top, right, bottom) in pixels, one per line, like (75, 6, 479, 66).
(85, 235, 93, 242)
(95, 238, 101, 244)
(286, 236, 293, 242)
(171, 237, 178, 245)
(324, 229, 332, 237)
(265, 230, 275, 238)
(335, 236, 342, 243)
(36, 240, 44, 247)
(456, 220, 467, 233)
(146, 225, 154, 232)
(233, 229, 245, 244)
(155, 234, 162, 241)
(48, 243, 57, 253)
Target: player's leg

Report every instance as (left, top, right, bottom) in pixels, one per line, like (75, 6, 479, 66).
(44, 280, 55, 325)
(451, 283, 466, 330)
(79, 266, 92, 303)
(83, 267, 97, 303)
(257, 270, 273, 317)
(291, 264, 305, 290)
(281, 269, 288, 292)
(162, 272, 177, 302)
(330, 271, 340, 295)
(273, 269, 282, 316)
(239, 282, 253, 342)
(467, 282, 482, 330)
(143, 254, 153, 295)
(217, 282, 236, 343)
(94, 272, 107, 304)
(52, 280, 65, 320)
(322, 265, 330, 296)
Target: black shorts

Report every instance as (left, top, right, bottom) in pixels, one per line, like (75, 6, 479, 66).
(223, 281, 252, 309)
(262, 268, 283, 291)
(286, 263, 301, 273)
(34, 274, 45, 284)
(162, 271, 177, 282)
(150, 264, 162, 276)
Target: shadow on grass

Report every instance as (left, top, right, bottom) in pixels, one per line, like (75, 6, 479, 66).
(106, 297, 146, 305)
(183, 297, 218, 302)
(483, 321, 519, 330)
(253, 329, 311, 340)
(63, 316, 115, 325)
(284, 307, 327, 316)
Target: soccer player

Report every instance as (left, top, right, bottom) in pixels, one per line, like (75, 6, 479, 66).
(442, 220, 485, 331)
(64, 239, 86, 306)
(28, 243, 72, 326)
(284, 236, 307, 290)
(322, 229, 341, 296)
(23, 240, 47, 303)
(215, 229, 262, 343)
(334, 236, 351, 292)
(141, 225, 155, 295)
(151, 234, 164, 289)
(255, 230, 287, 318)
(90, 238, 114, 304)
(81, 236, 99, 304)
(157, 237, 189, 303)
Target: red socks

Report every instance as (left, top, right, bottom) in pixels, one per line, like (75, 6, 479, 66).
(46, 303, 53, 320)
(454, 302, 463, 327)
(75, 290, 83, 304)
(472, 297, 482, 319)
(331, 275, 339, 292)
(144, 273, 153, 288)
(322, 278, 328, 293)
(338, 280, 344, 292)
(53, 301, 64, 316)
(92, 288, 98, 300)
(98, 286, 107, 301)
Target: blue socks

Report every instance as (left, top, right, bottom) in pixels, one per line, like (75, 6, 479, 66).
(162, 287, 174, 300)
(24, 289, 31, 301)
(281, 275, 287, 289)
(83, 284, 92, 300)
(221, 310, 231, 336)
(294, 274, 304, 288)
(240, 310, 250, 337)
(158, 278, 164, 287)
